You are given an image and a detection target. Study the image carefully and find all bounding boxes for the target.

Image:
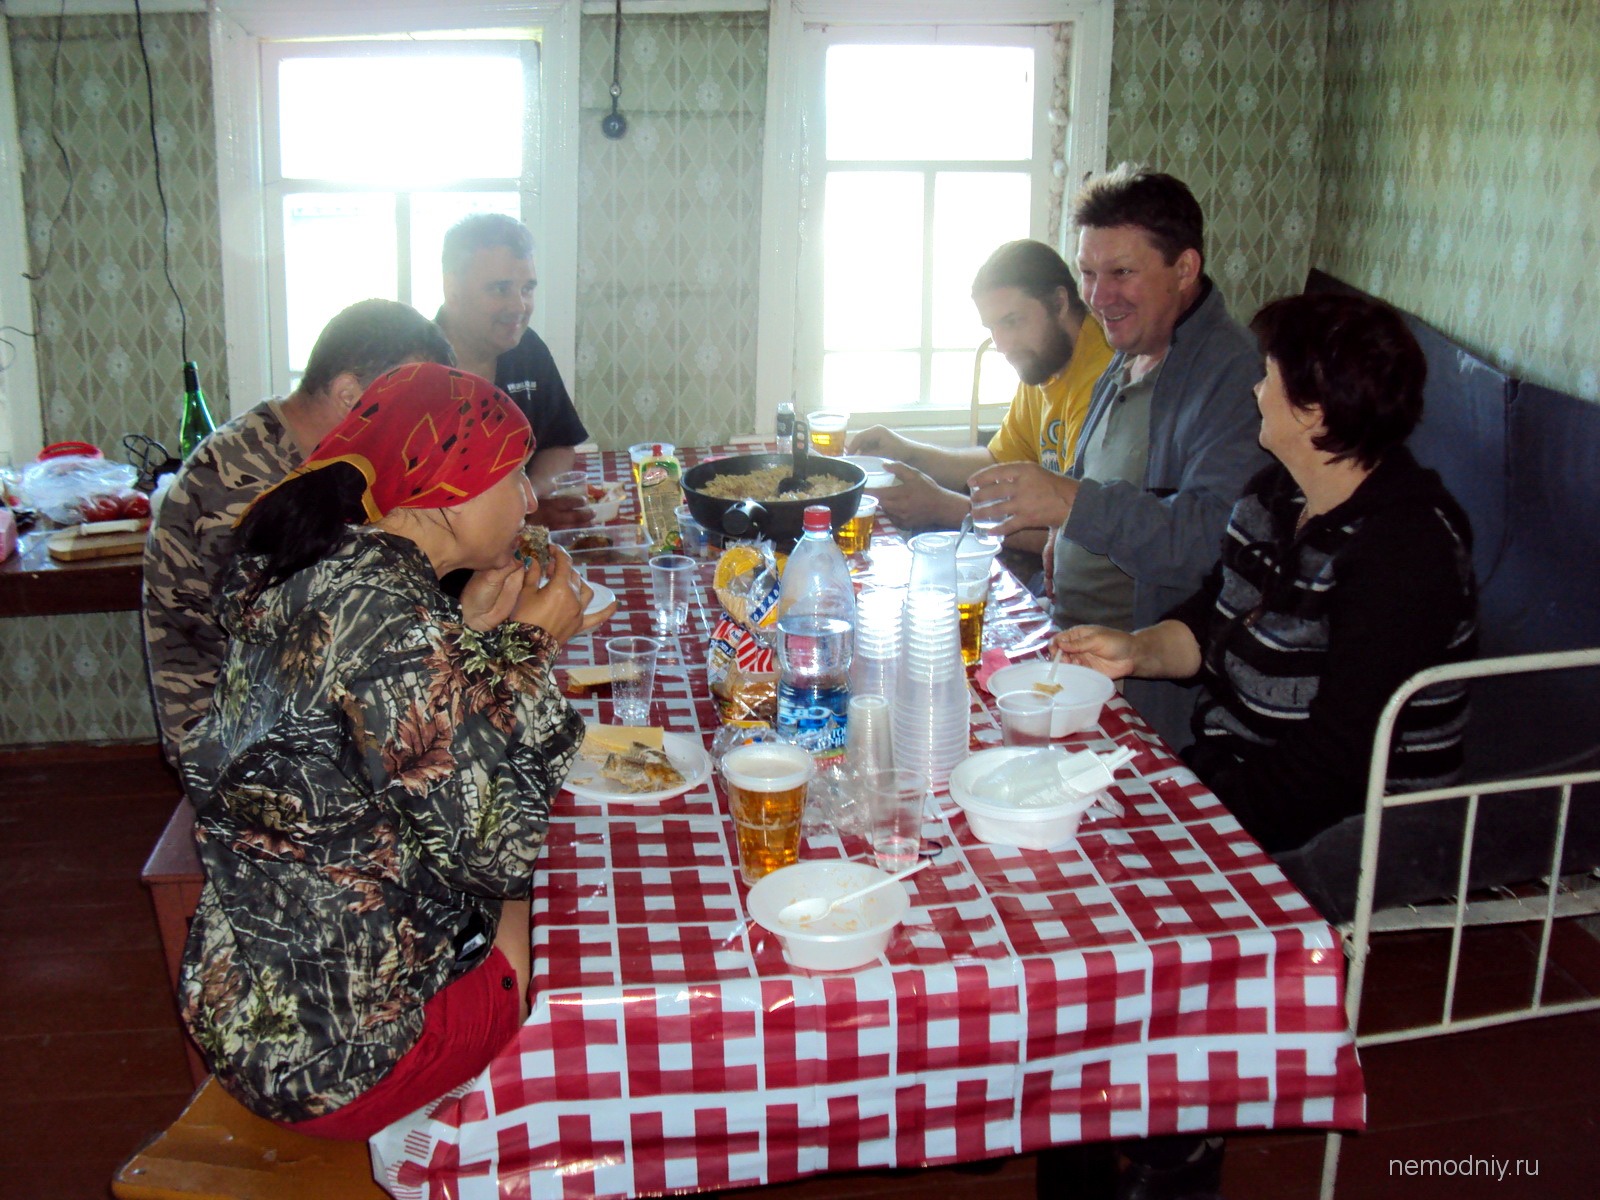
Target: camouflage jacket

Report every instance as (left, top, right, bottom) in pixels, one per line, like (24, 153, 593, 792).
(143, 400, 300, 763)
(177, 529, 582, 1124)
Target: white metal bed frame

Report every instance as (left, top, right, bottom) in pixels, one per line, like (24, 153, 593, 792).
(1319, 646, 1600, 1198)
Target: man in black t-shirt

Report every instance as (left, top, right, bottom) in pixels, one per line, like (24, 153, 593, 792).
(437, 213, 591, 528)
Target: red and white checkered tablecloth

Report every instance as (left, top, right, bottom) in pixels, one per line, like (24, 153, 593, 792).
(370, 448, 1364, 1200)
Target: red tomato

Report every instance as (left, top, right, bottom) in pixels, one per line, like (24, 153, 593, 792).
(79, 494, 123, 523)
(119, 492, 151, 519)
(586, 482, 607, 502)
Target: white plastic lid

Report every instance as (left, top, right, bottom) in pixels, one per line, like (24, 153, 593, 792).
(802, 504, 831, 532)
(722, 742, 816, 790)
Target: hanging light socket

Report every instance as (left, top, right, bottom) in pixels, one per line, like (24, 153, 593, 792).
(601, 0, 627, 139)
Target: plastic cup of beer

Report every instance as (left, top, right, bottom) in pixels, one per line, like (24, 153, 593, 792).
(722, 743, 815, 885)
(807, 411, 849, 457)
(835, 494, 879, 556)
(954, 533, 1001, 666)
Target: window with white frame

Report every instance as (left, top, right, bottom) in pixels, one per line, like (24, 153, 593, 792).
(756, 0, 1111, 439)
(260, 38, 536, 392)
(813, 33, 1049, 423)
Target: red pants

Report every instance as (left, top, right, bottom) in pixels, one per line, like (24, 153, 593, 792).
(287, 948, 521, 1140)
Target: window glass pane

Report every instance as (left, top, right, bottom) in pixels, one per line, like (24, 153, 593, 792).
(930, 348, 1020, 412)
(283, 193, 397, 371)
(278, 55, 522, 184)
(409, 192, 520, 316)
(824, 172, 923, 351)
(931, 172, 1033, 347)
(826, 45, 1034, 162)
(823, 351, 921, 411)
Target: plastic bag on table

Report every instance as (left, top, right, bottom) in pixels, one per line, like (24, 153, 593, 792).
(17, 455, 141, 524)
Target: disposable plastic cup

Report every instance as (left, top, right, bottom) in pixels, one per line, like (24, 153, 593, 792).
(722, 742, 815, 885)
(863, 768, 928, 873)
(675, 505, 712, 558)
(549, 469, 588, 498)
(998, 691, 1053, 747)
(606, 635, 662, 725)
(836, 495, 879, 555)
(807, 411, 849, 457)
(648, 554, 696, 635)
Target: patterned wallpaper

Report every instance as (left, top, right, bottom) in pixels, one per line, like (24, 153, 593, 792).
(573, 10, 767, 449)
(3, 12, 217, 746)
(9, 13, 226, 452)
(1314, 0, 1599, 401)
(1104, 0, 1329, 327)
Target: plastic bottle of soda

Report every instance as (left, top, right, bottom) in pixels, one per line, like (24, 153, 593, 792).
(774, 505, 856, 765)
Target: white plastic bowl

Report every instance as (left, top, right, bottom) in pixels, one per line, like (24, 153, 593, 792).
(586, 480, 629, 523)
(986, 660, 1115, 737)
(947, 747, 1095, 850)
(746, 860, 909, 970)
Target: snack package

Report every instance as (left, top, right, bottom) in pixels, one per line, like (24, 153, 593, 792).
(707, 542, 785, 722)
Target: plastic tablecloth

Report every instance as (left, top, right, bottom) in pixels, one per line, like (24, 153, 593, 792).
(370, 447, 1364, 1199)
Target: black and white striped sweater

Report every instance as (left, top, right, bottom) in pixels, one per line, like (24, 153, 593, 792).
(1167, 447, 1478, 853)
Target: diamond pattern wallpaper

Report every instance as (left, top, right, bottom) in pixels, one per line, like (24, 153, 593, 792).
(1105, 0, 1329, 328)
(1315, 0, 1598, 400)
(573, 11, 767, 449)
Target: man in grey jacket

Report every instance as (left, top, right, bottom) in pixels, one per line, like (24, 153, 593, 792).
(970, 166, 1266, 750)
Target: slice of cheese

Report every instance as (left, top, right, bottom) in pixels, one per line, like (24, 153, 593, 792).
(581, 725, 665, 756)
(565, 664, 616, 688)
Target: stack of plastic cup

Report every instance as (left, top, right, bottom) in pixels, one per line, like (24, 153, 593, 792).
(892, 532, 970, 791)
(849, 585, 904, 706)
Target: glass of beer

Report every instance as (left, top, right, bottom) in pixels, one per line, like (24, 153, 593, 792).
(835, 494, 879, 556)
(807, 411, 849, 457)
(722, 743, 815, 885)
(954, 533, 1002, 666)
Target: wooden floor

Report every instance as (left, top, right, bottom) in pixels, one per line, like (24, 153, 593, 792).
(3, 744, 1597, 1200)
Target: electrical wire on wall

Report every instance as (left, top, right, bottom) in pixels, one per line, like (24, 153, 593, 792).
(132, 0, 190, 365)
(2, 0, 73, 372)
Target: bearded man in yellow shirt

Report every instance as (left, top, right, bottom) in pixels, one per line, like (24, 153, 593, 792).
(848, 239, 1112, 564)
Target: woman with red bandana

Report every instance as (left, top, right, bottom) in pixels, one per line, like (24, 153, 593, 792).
(176, 363, 614, 1137)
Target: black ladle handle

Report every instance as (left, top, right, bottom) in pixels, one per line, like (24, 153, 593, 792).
(791, 417, 809, 478)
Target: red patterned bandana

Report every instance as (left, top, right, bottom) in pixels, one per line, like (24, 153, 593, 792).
(298, 363, 533, 522)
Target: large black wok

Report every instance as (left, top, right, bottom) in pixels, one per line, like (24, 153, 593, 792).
(681, 452, 865, 544)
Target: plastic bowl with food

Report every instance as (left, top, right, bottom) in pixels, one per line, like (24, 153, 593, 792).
(584, 480, 629, 523)
(947, 746, 1100, 850)
(985, 660, 1115, 737)
(746, 860, 910, 970)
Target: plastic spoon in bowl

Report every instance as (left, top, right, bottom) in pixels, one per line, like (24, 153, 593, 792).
(776, 857, 933, 925)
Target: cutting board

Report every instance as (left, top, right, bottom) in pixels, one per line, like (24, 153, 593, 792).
(48, 521, 149, 561)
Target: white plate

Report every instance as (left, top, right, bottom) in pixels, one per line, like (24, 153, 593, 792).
(583, 580, 616, 617)
(562, 730, 712, 803)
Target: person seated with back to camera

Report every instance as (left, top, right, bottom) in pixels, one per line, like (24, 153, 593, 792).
(1045, 292, 1478, 1200)
(177, 362, 615, 1139)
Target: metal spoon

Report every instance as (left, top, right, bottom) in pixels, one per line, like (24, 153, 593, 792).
(776, 857, 933, 926)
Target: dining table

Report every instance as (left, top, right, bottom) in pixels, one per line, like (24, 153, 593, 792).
(369, 445, 1365, 1200)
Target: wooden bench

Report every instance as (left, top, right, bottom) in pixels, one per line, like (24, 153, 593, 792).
(141, 797, 207, 1085)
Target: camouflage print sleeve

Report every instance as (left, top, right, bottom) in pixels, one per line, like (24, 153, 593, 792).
(341, 600, 584, 898)
(142, 406, 298, 765)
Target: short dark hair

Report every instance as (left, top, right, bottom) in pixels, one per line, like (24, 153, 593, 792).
(1071, 164, 1204, 266)
(971, 239, 1086, 317)
(299, 299, 455, 396)
(441, 212, 534, 277)
(1251, 293, 1427, 470)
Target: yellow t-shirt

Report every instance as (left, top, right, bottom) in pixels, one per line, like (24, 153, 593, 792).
(985, 317, 1113, 472)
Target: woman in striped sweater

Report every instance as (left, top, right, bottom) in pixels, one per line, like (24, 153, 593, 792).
(1053, 291, 1478, 859)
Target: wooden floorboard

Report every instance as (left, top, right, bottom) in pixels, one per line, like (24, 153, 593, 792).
(1, 744, 1596, 1200)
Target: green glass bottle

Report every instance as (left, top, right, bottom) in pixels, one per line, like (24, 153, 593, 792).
(178, 360, 216, 458)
